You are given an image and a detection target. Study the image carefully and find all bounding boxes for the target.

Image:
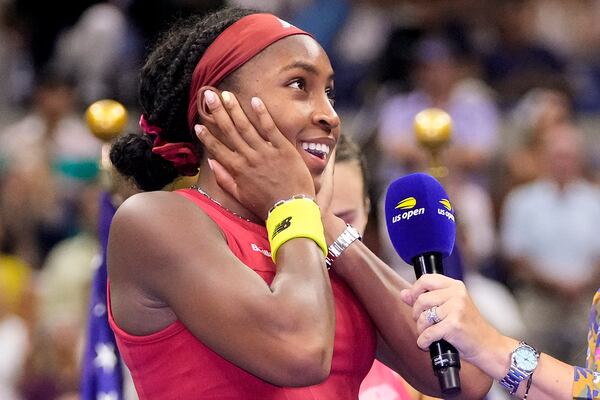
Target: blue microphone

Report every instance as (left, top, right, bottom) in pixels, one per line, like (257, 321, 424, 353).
(384, 172, 461, 395)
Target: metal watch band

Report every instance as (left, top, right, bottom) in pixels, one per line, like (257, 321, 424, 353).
(498, 342, 539, 395)
(499, 366, 530, 394)
(325, 224, 361, 269)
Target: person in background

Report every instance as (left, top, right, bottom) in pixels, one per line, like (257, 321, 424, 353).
(500, 122, 600, 366)
(490, 87, 573, 221)
(0, 71, 101, 268)
(331, 133, 435, 400)
(376, 35, 500, 187)
(0, 211, 32, 400)
(374, 35, 500, 277)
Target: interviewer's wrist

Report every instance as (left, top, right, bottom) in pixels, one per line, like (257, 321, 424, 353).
(471, 335, 519, 382)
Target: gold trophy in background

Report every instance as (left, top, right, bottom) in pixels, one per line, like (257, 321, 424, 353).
(85, 99, 198, 198)
(85, 99, 138, 204)
(414, 108, 453, 179)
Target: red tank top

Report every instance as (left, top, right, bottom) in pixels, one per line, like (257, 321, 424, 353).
(108, 188, 376, 399)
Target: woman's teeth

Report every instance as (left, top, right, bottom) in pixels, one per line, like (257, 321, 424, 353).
(301, 142, 330, 159)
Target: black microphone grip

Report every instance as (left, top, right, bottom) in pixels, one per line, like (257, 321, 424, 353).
(413, 252, 461, 395)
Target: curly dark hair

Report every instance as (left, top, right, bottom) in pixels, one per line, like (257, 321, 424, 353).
(110, 7, 255, 191)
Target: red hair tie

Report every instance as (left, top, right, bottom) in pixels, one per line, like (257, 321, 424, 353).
(139, 114, 200, 176)
(186, 13, 311, 130)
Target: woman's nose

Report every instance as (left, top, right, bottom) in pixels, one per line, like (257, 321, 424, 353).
(312, 98, 340, 132)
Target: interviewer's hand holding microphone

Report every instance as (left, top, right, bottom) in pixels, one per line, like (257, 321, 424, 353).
(390, 112, 578, 400)
(386, 173, 565, 399)
(388, 109, 541, 399)
(397, 258, 575, 400)
(398, 271, 513, 385)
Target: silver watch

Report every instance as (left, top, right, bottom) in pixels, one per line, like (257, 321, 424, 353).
(325, 224, 361, 269)
(499, 342, 539, 395)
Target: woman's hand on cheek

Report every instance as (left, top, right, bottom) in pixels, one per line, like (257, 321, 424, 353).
(196, 90, 314, 220)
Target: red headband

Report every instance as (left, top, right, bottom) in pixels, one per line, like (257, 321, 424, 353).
(186, 13, 311, 130)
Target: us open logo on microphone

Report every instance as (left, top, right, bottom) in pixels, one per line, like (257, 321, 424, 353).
(437, 199, 455, 222)
(391, 197, 425, 223)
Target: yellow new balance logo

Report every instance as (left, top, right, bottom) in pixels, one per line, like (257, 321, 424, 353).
(272, 216, 292, 239)
(395, 197, 417, 210)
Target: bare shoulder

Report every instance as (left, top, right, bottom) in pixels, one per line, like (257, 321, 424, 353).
(112, 190, 199, 230)
(108, 190, 227, 333)
(109, 190, 224, 276)
(111, 190, 221, 243)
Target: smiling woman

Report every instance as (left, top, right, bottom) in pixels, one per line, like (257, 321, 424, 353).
(106, 7, 491, 400)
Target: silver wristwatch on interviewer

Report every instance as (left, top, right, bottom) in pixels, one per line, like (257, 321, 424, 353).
(325, 224, 361, 269)
(498, 341, 539, 395)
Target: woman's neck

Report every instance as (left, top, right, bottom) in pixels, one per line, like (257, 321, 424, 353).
(195, 159, 263, 224)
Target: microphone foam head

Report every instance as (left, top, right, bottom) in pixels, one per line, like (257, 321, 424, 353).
(384, 173, 456, 264)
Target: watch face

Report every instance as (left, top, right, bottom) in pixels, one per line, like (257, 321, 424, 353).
(513, 346, 538, 372)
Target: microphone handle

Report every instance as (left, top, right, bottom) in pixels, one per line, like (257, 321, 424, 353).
(412, 252, 462, 395)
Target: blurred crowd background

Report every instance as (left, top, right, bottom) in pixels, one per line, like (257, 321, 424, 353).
(1, 0, 600, 399)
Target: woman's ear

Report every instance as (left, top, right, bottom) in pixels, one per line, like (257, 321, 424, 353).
(197, 86, 220, 125)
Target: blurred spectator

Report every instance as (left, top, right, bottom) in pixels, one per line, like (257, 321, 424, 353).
(51, 2, 129, 106)
(36, 182, 101, 337)
(24, 183, 102, 400)
(0, 71, 101, 268)
(293, 0, 394, 110)
(503, 88, 573, 187)
(529, 0, 600, 60)
(529, 0, 600, 112)
(11, 0, 98, 76)
(481, 0, 568, 109)
(374, 34, 500, 274)
(0, 212, 32, 400)
(500, 122, 600, 365)
(490, 87, 573, 223)
(0, 0, 35, 115)
(376, 35, 500, 191)
(446, 176, 496, 273)
(19, 181, 101, 400)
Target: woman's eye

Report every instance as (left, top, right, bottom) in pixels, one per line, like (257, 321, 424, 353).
(326, 88, 336, 106)
(289, 79, 306, 90)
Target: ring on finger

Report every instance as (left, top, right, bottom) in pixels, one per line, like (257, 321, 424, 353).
(425, 305, 442, 325)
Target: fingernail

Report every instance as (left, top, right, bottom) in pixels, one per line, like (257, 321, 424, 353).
(221, 91, 232, 105)
(251, 97, 263, 110)
(205, 90, 217, 106)
(207, 158, 214, 171)
(194, 124, 204, 135)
